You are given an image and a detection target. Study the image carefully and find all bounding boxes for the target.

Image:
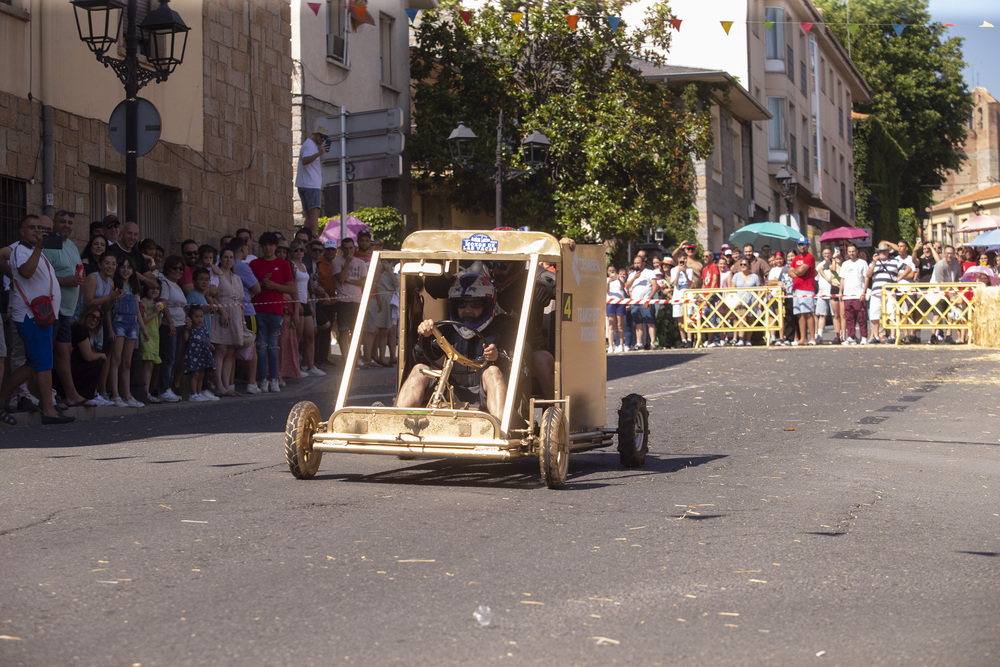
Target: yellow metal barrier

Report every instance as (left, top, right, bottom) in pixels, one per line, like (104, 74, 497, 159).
(681, 287, 785, 347)
(880, 282, 980, 345)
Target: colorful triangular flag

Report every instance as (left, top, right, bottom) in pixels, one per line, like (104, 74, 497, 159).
(763, 21, 774, 31)
(511, 12, 523, 26)
(943, 23, 955, 27)
(980, 21, 994, 28)
(459, 10, 472, 25)
(566, 14, 579, 30)
(353, 4, 366, 21)
(607, 16, 621, 33)
(670, 18, 682, 31)
(307, 2, 321, 16)
(720, 20, 734, 35)
(405, 8, 419, 25)
(892, 23, 906, 36)
(800, 22, 813, 33)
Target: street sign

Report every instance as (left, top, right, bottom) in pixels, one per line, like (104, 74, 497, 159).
(322, 156, 403, 185)
(108, 98, 161, 157)
(319, 108, 403, 136)
(321, 132, 405, 161)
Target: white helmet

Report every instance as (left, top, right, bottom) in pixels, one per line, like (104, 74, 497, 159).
(448, 272, 496, 339)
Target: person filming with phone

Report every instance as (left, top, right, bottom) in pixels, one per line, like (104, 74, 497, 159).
(295, 122, 330, 237)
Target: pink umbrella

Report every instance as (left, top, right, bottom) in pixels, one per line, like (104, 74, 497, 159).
(961, 265, 998, 286)
(956, 214, 1000, 234)
(819, 226, 869, 243)
(318, 215, 371, 246)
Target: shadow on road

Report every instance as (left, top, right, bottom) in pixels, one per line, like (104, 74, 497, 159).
(607, 352, 705, 381)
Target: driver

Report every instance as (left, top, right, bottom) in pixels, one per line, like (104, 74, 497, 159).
(396, 272, 513, 418)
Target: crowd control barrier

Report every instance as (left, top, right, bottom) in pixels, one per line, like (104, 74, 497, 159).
(681, 286, 785, 348)
(879, 282, 980, 345)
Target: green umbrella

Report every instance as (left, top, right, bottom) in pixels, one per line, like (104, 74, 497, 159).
(728, 222, 802, 253)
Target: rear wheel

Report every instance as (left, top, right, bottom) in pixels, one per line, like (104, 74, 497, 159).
(539, 406, 568, 489)
(617, 393, 649, 468)
(285, 401, 322, 479)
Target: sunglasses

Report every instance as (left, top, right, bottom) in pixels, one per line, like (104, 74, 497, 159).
(105, 221, 120, 229)
(56, 210, 76, 218)
(184, 250, 198, 256)
(292, 247, 305, 253)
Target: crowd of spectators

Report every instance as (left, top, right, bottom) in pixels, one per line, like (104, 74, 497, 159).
(0, 211, 399, 427)
(607, 236, 995, 350)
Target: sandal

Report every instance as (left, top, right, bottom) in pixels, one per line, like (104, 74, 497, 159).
(0, 406, 16, 426)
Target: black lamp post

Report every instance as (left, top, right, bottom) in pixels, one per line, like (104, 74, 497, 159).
(72, 0, 189, 224)
(775, 165, 798, 220)
(447, 110, 550, 228)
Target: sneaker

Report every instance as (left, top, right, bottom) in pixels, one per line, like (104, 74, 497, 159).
(270, 379, 281, 393)
(607, 345, 615, 354)
(112, 396, 128, 408)
(704, 341, 717, 348)
(631, 344, 644, 351)
(945, 335, 955, 345)
(125, 397, 145, 408)
(189, 392, 208, 403)
(245, 383, 262, 394)
(300, 365, 309, 373)
(308, 367, 326, 376)
(201, 391, 221, 402)
(807, 339, 817, 345)
(859, 338, 868, 345)
(869, 338, 880, 345)
(791, 340, 799, 346)
(147, 394, 161, 404)
(160, 388, 181, 403)
(278, 378, 287, 387)
(614, 345, 624, 354)
(842, 337, 856, 346)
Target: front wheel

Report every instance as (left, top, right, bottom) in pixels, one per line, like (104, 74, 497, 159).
(285, 401, 322, 479)
(617, 393, 649, 468)
(539, 406, 568, 489)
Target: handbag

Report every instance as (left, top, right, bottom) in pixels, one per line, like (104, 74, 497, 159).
(13, 254, 56, 327)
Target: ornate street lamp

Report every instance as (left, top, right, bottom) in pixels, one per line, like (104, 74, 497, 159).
(72, 0, 189, 223)
(447, 110, 551, 228)
(775, 165, 798, 219)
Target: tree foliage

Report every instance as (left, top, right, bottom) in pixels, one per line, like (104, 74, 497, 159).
(409, 0, 715, 247)
(816, 0, 972, 237)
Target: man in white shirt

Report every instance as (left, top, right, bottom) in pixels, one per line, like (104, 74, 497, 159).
(295, 122, 330, 237)
(0, 214, 74, 425)
(625, 254, 658, 350)
(839, 242, 869, 345)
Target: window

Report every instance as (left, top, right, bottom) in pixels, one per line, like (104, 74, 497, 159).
(800, 61, 807, 95)
(88, 174, 171, 247)
(765, 7, 784, 61)
(379, 14, 394, 86)
(820, 57, 826, 93)
(733, 122, 744, 189)
(0, 175, 27, 249)
(787, 45, 794, 82)
(710, 106, 723, 182)
(327, 0, 349, 64)
(767, 97, 787, 151)
(803, 145, 810, 181)
(838, 107, 844, 137)
(790, 134, 797, 169)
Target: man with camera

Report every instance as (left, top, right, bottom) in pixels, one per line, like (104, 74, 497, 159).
(296, 122, 330, 237)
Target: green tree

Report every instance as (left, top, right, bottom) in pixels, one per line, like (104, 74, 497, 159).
(816, 0, 972, 239)
(409, 0, 715, 249)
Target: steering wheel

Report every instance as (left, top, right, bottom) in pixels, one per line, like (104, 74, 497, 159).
(424, 319, 490, 371)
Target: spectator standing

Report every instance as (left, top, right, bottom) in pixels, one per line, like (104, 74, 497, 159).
(211, 248, 247, 396)
(179, 238, 200, 295)
(235, 228, 257, 263)
(766, 252, 792, 345)
(250, 232, 295, 392)
(840, 243, 869, 345)
(814, 247, 834, 344)
(80, 235, 107, 275)
(183, 306, 217, 402)
(108, 258, 147, 408)
(0, 214, 73, 425)
(45, 209, 88, 407)
(156, 256, 186, 402)
(672, 241, 703, 276)
(742, 244, 771, 284)
(112, 221, 157, 289)
(354, 230, 380, 367)
(731, 255, 762, 346)
(625, 253, 658, 350)
(866, 242, 903, 343)
(296, 124, 329, 237)
(930, 245, 962, 344)
(606, 265, 626, 353)
(788, 237, 818, 345)
(229, 237, 262, 393)
(370, 239, 399, 367)
(289, 241, 323, 375)
(818, 250, 845, 344)
(700, 250, 722, 347)
(669, 254, 696, 348)
(101, 214, 121, 247)
(139, 281, 164, 403)
(313, 239, 339, 367)
(274, 244, 301, 385)
(331, 237, 369, 368)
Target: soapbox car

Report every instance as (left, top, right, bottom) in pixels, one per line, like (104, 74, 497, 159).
(284, 229, 648, 489)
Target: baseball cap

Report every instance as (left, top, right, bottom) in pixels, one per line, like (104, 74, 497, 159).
(724, 249, 733, 256)
(797, 236, 809, 245)
(324, 239, 338, 249)
(721, 243, 731, 250)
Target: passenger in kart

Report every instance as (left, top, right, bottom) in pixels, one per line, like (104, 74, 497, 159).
(396, 272, 513, 418)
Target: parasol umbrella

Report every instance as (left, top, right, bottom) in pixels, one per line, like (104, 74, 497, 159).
(968, 228, 1000, 247)
(961, 265, 998, 286)
(819, 226, 869, 243)
(956, 214, 1000, 234)
(728, 221, 801, 253)
(318, 215, 371, 246)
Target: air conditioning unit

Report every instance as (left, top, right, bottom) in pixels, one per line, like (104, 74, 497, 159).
(327, 34, 346, 62)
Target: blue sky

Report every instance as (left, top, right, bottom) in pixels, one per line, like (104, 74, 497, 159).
(926, 0, 1000, 96)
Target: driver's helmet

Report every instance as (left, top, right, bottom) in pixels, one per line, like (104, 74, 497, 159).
(448, 272, 496, 339)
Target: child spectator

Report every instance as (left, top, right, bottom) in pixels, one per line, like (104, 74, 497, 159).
(109, 258, 147, 408)
(183, 305, 218, 402)
(140, 280, 165, 403)
(157, 256, 187, 402)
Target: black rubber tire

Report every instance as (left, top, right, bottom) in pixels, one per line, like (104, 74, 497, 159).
(617, 393, 649, 468)
(285, 401, 322, 479)
(539, 406, 568, 489)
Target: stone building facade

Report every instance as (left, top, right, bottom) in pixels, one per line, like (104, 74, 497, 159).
(0, 0, 293, 251)
(934, 87, 1000, 204)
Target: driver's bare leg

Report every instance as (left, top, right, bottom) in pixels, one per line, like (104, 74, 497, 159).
(396, 364, 434, 407)
(530, 349, 555, 400)
(481, 365, 507, 419)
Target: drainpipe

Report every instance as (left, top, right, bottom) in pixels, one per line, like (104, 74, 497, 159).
(43, 104, 54, 217)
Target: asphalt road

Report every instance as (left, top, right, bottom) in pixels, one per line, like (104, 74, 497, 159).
(1, 347, 999, 666)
